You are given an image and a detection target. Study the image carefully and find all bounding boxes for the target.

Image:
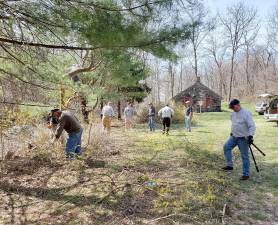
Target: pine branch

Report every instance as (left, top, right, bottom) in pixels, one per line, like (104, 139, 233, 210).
(68, 0, 167, 12)
(0, 68, 57, 90)
(0, 37, 95, 50)
(0, 101, 52, 108)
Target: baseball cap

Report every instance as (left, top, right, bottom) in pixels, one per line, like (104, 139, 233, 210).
(51, 108, 60, 116)
(229, 99, 240, 108)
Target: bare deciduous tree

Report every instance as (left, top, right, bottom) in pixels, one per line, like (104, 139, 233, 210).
(219, 2, 258, 100)
(268, 3, 278, 51)
(206, 34, 228, 98)
(185, 0, 214, 78)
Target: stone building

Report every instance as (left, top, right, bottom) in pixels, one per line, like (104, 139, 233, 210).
(173, 77, 222, 112)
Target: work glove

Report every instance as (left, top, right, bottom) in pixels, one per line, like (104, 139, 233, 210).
(247, 136, 254, 145)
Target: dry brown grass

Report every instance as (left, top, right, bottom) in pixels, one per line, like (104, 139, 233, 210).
(0, 113, 277, 225)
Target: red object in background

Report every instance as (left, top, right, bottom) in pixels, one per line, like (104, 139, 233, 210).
(205, 96, 212, 108)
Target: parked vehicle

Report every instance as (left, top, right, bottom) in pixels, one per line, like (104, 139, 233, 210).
(255, 93, 273, 115)
(255, 102, 268, 115)
(266, 97, 278, 124)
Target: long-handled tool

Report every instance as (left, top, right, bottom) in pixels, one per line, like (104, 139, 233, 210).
(251, 143, 266, 156)
(249, 143, 266, 173)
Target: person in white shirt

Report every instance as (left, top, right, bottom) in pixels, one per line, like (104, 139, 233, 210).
(124, 102, 135, 130)
(158, 104, 174, 135)
(222, 99, 256, 180)
(101, 102, 115, 133)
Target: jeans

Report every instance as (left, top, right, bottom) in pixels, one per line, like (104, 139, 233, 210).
(224, 136, 250, 176)
(185, 116, 192, 132)
(66, 129, 83, 156)
(148, 117, 155, 131)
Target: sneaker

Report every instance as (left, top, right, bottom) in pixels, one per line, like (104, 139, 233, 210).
(66, 156, 74, 161)
(240, 176, 250, 180)
(221, 166, 233, 171)
(66, 153, 75, 161)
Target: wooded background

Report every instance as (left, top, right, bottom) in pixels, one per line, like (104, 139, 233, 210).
(0, 0, 278, 109)
(147, 1, 278, 103)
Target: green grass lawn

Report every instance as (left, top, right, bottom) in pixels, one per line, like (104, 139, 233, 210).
(127, 102, 278, 224)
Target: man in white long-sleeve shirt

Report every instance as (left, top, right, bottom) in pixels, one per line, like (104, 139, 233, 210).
(102, 102, 115, 133)
(222, 99, 256, 180)
(158, 104, 174, 135)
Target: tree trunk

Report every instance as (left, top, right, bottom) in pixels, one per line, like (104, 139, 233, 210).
(219, 72, 223, 98)
(60, 86, 66, 109)
(179, 63, 183, 92)
(100, 97, 104, 110)
(245, 44, 253, 95)
(228, 53, 235, 101)
(117, 100, 121, 120)
(194, 46, 198, 78)
(0, 124, 4, 161)
(169, 63, 175, 98)
(155, 69, 161, 104)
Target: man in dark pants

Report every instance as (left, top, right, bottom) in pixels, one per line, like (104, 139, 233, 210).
(158, 104, 174, 135)
(51, 109, 83, 160)
(222, 99, 256, 180)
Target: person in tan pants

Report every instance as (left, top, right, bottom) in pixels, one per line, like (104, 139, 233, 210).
(101, 102, 115, 133)
(124, 102, 135, 131)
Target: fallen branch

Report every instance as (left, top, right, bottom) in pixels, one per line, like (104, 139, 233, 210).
(96, 184, 127, 204)
(222, 203, 227, 225)
(146, 213, 202, 224)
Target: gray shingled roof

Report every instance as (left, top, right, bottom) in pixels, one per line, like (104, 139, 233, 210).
(173, 81, 222, 101)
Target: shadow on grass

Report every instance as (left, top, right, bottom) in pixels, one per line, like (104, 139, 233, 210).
(0, 174, 161, 225)
(194, 130, 212, 133)
(0, 181, 99, 205)
(236, 160, 278, 194)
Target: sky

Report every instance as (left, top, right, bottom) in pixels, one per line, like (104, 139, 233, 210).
(204, 0, 277, 18)
(203, 0, 278, 43)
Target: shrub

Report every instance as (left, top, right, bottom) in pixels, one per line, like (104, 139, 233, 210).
(135, 102, 197, 126)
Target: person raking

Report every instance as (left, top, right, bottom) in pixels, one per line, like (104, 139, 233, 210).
(51, 109, 83, 160)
